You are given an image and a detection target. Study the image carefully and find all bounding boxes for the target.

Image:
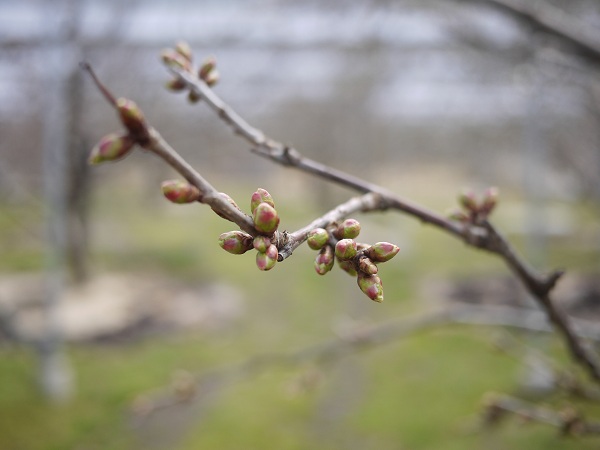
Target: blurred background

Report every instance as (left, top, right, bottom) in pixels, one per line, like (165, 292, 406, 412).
(1, 0, 600, 449)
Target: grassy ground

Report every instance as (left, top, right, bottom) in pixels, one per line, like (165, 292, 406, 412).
(1, 175, 599, 449)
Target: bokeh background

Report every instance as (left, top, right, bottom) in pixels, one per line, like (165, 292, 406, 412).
(1, 0, 600, 449)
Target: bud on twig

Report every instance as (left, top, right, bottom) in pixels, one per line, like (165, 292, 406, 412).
(253, 202, 280, 234)
(218, 231, 254, 255)
(116, 98, 147, 138)
(480, 187, 499, 216)
(250, 188, 275, 214)
(335, 219, 361, 239)
(307, 228, 329, 250)
(203, 69, 220, 87)
(161, 180, 202, 204)
(256, 244, 278, 271)
(253, 236, 271, 253)
(199, 57, 216, 81)
(338, 259, 358, 277)
(358, 257, 378, 275)
(458, 189, 479, 213)
(335, 239, 357, 260)
(357, 272, 384, 303)
(366, 242, 399, 263)
(161, 48, 190, 71)
(314, 245, 334, 275)
(188, 89, 201, 103)
(165, 78, 187, 92)
(88, 133, 135, 164)
(175, 41, 193, 63)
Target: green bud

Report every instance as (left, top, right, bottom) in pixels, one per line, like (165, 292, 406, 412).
(366, 242, 399, 263)
(253, 236, 271, 253)
(357, 272, 384, 303)
(358, 257, 378, 275)
(199, 56, 217, 80)
(161, 180, 201, 204)
(116, 97, 147, 138)
(307, 228, 329, 250)
(256, 244, 278, 271)
(204, 69, 220, 87)
(480, 187, 499, 215)
(88, 133, 135, 164)
(314, 245, 334, 275)
(338, 259, 357, 277)
(253, 202, 280, 234)
(218, 231, 253, 255)
(165, 78, 187, 91)
(175, 41, 193, 62)
(336, 219, 361, 239)
(448, 208, 470, 223)
(335, 239, 357, 260)
(459, 189, 479, 213)
(188, 89, 201, 103)
(160, 49, 190, 71)
(250, 188, 275, 214)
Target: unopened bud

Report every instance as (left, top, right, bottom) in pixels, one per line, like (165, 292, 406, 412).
(253, 236, 271, 253)
(335, 239, 357, 260)
(459, 189, 479, 213)
(250, 188, 275, 214)
(175, 41, 193, 62)
(480, 187, 499, 215)
(161, 180, 201, 204)
(253, 202, 280, 234)
(88, 133, 135, 164)
(165, 78, 187, 91)
(307, 228, 329, 250)
(357, 272, 384, 303)
(366, 242, 399, 263)
(187, 89, 201, 103)
(338, 259, 357, 277)
(335, 219, 361, 239)
(314, 245, 334, 275)
(204, 69, 220, 87)
(358, 257, 378, 275)
(218, 231, 254, 255)
(116, 98, 147, 138)
(448, 208, 470, 223)
(161, 49, 190, 71)
(199, 57, 217, 80)
(256, 244, 278, 271)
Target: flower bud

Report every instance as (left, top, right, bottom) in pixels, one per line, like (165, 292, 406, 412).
(188, 89, 201, 103)
(480, 187, 499, 215)
(116, 98, 147, 138)
(357, 272, 384, 303)
(338, 259, 357, 277)
(253, 202, 279, 234)
(88, 133, 135, 164)
(204, 69, 220, 87)
(307, 228, 329, 250)
(335, 239, 357, 260)
(199, 56, 216, 80)
(253, 236, 271, 253)
(459, 189, 479, 213)
(366, 242, 399, 263)
(161, 49, 190, 71)
(358, 257, 378, 275)
(314, 245, 334, 275)
(161, 180, 201, 204)
(165, 78, 187, 91)
(447, 208, 470, 223)
(336, 219, 361, 239)
(218, 231, 253, 255)
(175, 41, 193, 62)
(256, 244, 278, 271)
(250, 188, 275, 214)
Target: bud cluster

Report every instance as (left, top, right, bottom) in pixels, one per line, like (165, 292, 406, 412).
(218, 188, 281, 271)
(449, 187, 499, 224)
(306, 218, 399, 303)
(161, 41, 220, 104)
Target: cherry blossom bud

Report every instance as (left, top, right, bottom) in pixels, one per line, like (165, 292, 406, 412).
(161, 180, 201, 204)
(256, 244, 278, 271)
(116, 98, 147, 137)
(307, 228, 329, 250)
(203, 69, 220, 87)
(358, 257, 378, 275)
(335, 239, 357, 260)
(165, 78, 187, 91)
(366, 242, 399, 263)
(253, 202, 279, 234)
(338, 259, 357, 277)
(314, 245, 334, 275)
(459, 189, 479, 213)
(218, 231, 253, 255)
(175, 41, 193, 62)
(335, 219, 361, 239)
(357, 272, 384, 303)
(88, 133, 135, 164)
(161, 49, 190, 71)
(188, 89, 201, 103)
(253, 236, 271, 253)
(199, 56, 216, 80)
(250, 188, 275, 214)
(480, 187, 499, 215)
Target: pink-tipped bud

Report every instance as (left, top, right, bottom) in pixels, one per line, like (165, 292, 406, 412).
(357, 272, 384, 303)
(253, 236, 271, 253)
(175, 41, 193, 62)
(250, 188, 275, 214)
(161, 49, 190, 71)
(335, 239, 357, 260)
(307, 228, 329, 250)
(165, 78, 187, 91)
(218, 231, 253, 255)
(253, 202, 279, 234)
(204, 69, 220, 87)
(338, 259, 357, 277)
(335, 219, 361, 239)
(116, 98, 147, 138)
(88, 133, 135, 164)
(161, 180, 201, 204)
(314, 245, 334, 275)
(480, 187, 499, 215)
(199, 56, 217, 81)
(188, 89, 201, 103)
(256, 244, 278, 271)
(358, 257, 378, 275)
(366, 242, 399, 263)
(459, 189, 479, 213)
